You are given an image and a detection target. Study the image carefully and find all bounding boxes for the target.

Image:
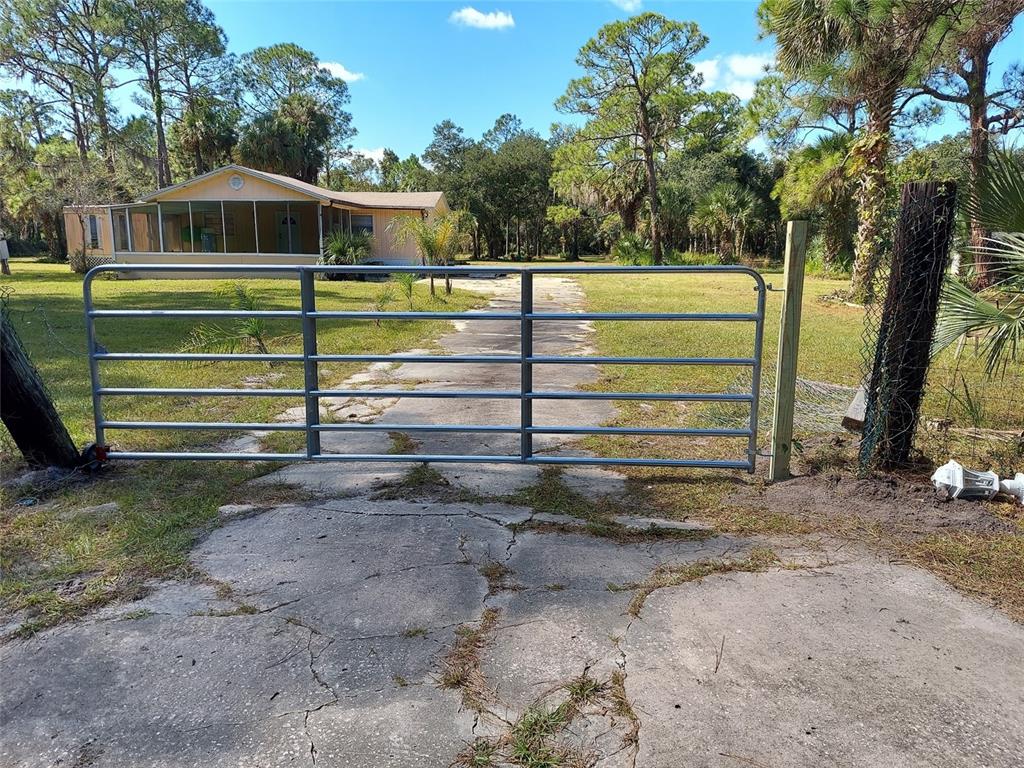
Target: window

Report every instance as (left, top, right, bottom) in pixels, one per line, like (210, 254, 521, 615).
(88, 215, 101, 249)
(351, 214, 374, 236)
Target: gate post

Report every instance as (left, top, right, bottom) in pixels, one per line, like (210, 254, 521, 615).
(299, 270, 321, 458)
(769, 220, 808, 481)
(520, 270, 533, 462)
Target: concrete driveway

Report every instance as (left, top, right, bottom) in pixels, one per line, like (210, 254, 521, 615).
(2, 275, 1022, 767)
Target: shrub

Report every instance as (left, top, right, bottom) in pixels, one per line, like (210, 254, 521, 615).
(611, 233, 653, 265)
(320, 230, 373, 280)
(805, 233, 852, 277)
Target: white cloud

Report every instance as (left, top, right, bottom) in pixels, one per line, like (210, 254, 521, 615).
(354, 147, 386, 163)
(692, 52, 773, 101)
(449, 7, 515, 30)
(724, 53, 773, 80)
(321, 61, 365, 82)
(609, 0, 643, 11)
(693, 59, 720, 88)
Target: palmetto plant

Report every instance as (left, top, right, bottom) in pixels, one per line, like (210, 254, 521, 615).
(390, 211, 474, 297)
(320, 230, 373, 280)
(181, 283, 276, 361)
(933, 149, 1024, 375)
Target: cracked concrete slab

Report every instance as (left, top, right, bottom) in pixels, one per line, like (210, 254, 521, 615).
(622, 554, 1024, 768)
(4, 275, 1024, 768)
(0, 612, 329, 767)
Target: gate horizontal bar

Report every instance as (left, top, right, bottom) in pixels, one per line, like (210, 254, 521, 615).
(104, 450, 752, 470)
(313, 353, 520, 364)
(102, 421, 304, 431)
(528, 426, 751, 437)
(107, 451, 307, 461)
(95, 352, 303, 362)
(98, 387, 304, 397)
(530, 356, 756, 366)
(310, 389, 753, 402)
(86, 262, 767, 277)
(312, 389, 521, 399)
(528, 312, 759, 322)
(90, 309, 301, 319)
(529, 456, 752, 469)
(310, 310, 519, 320)
(100, 421, 751, 438)
(530, 391, 753, 402)
(314, 423, 519, 433)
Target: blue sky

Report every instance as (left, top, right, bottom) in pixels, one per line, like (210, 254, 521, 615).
(7, 1, 1023, 159)
(209, 0, 779, 159)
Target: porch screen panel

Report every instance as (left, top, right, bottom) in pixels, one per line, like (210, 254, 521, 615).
(290, 201, 320, 254)
(190, 201, 224, 253)
(129, 205, 159, 252)
(223, 201, 257, 253)
(254, 202, 281, 254)
(160, 202, 190, 252)
(112, 209, 130, 251)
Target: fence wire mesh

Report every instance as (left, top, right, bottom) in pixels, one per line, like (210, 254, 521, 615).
(857, 181, 1024, 475)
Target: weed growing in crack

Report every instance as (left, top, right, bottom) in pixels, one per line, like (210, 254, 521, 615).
(564, 673, 604, 706)
(508, 702, 580, 766)
(478, 561, 521, 595)
(372, 463, 450, 500)
(438, 608, 500, 712)
(388, 431, 419, 455)
(608, 670, 640, 749)
(402, 627, 429, 638)
(609, 546, 781, 617)
(454, 737, 499, 767)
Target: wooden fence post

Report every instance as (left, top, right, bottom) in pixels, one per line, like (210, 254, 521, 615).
(769, 220, 808, 481)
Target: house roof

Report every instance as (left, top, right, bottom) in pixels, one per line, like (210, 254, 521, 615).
(140, 164, 446, 210)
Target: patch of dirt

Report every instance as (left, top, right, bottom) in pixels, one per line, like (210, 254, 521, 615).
(731, 471, 1019, 538)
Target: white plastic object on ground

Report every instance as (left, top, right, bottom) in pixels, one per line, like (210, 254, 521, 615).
(930, 460, 1000, 500)
(999, 473, 1024, 504)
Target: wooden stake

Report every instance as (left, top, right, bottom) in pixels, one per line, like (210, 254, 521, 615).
(769, 221, 808, 481)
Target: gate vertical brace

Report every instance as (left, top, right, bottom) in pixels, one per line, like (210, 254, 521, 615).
(520, 270, 533, 462)
(769, 220, 808, 481)
(300, 270, 321, 458)
(748, 272, 768, 473)
(83, 278, 105, 447)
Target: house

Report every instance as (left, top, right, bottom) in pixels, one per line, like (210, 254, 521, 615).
(63, 164, 448, 271)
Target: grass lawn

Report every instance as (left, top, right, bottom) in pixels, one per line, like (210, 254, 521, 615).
(2, 261, 482, 452)
(575, 269, 1024, 619)
(1, 260, 483, 633)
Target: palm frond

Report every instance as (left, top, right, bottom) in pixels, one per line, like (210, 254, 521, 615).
(968, 147, 1024, 234)
(933, 278, 1024, 376)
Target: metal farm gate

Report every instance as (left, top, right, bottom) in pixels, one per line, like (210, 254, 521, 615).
(83, 264, 767, 471)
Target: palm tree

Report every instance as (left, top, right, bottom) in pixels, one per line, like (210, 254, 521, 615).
(774, 134, 856, 271)
(389, 211, 474, 297)
(933, 148, 1024, 375)
(761, 0, 954, 301)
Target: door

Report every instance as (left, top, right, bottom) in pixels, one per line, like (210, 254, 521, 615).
(276, 211, 300, 254)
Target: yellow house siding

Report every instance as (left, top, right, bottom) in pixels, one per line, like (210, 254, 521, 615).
(156, 171, 320, 202)
(63, 209, 114, 257)
(362, 208, 426, 261)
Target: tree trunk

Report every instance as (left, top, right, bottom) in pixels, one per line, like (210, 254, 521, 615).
(1, 312, 80, 468)
(641, 132, 662, 265)
(859, 181, 957, 469)
(966, 48, 996, 286)
(89, 39, 116, 176)
(849, 102, 894, 303)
